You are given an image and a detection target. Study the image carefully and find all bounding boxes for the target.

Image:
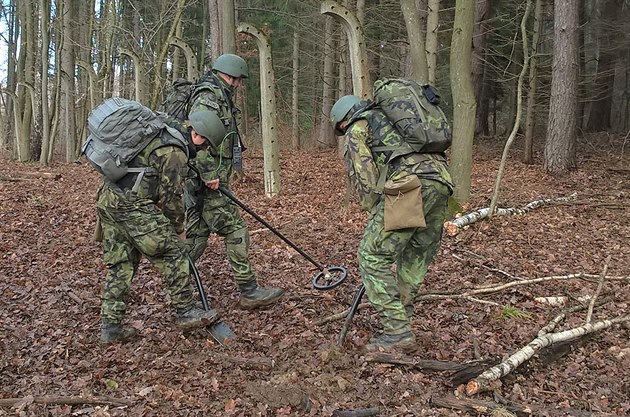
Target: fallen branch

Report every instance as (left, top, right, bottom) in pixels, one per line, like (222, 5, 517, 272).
(0, 395, 132, 408)
(332, 407, 380, 417)
(416, 273, 629, 302)
(466, 315, 630, 396)
(430, 394, 532, 417)
(444, 193, 577, 236)
(315, 303, 370, 325)
(586, 256, 610, 324)
(538, 297, 611, 337)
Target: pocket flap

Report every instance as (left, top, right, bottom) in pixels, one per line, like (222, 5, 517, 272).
(383, 175, 421, 195)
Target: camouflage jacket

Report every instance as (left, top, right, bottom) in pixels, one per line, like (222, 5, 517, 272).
(96, 134, 189, 234)
(344, 105, 454, 212)
(187, 74, 241, 189)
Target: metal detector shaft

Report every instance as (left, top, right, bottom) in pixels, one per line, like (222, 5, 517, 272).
(337, 284, 366, 346)
(218, 185, 325, 270)
(188, 255, 209, 311)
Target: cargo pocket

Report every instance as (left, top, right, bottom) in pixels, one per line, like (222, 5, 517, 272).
(383, 175, 426, 231)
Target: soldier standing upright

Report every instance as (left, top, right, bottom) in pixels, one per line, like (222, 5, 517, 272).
(185, 54, 284, 310)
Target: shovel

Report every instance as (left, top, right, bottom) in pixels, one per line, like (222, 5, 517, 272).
(188, 255, 236, 346)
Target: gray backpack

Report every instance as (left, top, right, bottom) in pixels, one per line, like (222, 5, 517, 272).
(82, 98, 186, 189)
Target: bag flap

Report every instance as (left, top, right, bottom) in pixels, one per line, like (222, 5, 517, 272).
(383, 175, 421, 195)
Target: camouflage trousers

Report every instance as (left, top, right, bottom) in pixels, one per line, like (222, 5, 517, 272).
(97, 201, 195, 324)
(185, 193, 255, 285)
(358, 179, 450, 335)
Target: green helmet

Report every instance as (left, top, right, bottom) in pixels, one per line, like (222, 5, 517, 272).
(212, 54, 249, 78)
(189, 110, 227, 149)
(330, 95, 361, 135)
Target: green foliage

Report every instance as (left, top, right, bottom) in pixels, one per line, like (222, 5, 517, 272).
(105, 379, 119, 389)
(495, 305, 532, 320)
(445, 196, 463, 221)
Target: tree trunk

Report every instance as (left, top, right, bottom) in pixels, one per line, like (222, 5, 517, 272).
(425, 0, 440, 84)
(220, 0, 236, 54)
(2, 0, 18, 153)
(449, 0, 477, 203)
(208, 0, 221, 61)
(291, 30, 300, 149)
(61, 0, 77, 162)
(545, 0, 578, 175)
(39, 0, 52, 165)
(16, 0, 36, 161)
(585, 0, 624, 132)
(400, 0, 429, 83)
(523, 0, 544, 165)
(319, 16, 336, 149)
(472, 0, 491, 136)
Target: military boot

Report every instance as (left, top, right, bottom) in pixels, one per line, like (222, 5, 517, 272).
(238, 282, 284, 310)
(100, 323, 138, 345)
(176, 305, 219, 330)
(364, 331, 416, 352)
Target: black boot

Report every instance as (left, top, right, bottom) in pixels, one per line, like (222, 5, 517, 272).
(238, 282, 284, 310)
(100, 323, 138, 345)
(176, 305, 219, 330)
(364, 331, 416, 352)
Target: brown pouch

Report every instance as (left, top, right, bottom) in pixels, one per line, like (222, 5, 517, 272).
(382, 175, 425, 231)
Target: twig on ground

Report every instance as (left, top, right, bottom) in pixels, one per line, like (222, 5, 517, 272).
(430, 393, 532, 417)
(0, 395, 132, 408)
(586, 256, 611, 324)
(315, 303, 370, 325)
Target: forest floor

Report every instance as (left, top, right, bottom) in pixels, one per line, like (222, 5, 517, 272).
(1, 134, 629, 417)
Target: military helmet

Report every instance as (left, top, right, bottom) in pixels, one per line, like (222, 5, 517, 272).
(189, 110, 227, 149)
(212, 54, 249, 78)
(330, 95, 362, 135)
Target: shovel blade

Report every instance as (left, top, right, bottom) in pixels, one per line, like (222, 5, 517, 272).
(207, 321, 236, 345)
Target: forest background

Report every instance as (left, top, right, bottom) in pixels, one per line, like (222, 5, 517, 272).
(1, 0, 629, 202)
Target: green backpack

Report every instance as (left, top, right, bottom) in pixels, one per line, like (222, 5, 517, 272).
(160, 75, 217, 121)
(373, 78, 452, 154)
(82, 98, 187, 188)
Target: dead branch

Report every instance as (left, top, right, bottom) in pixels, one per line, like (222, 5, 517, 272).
(207, 351, 275, 370)
(332, 407, 380, 417)
(315, 303, 370, 325)
(0, 395, 132, 407)
(416, 273, 629, 302)
(538, 297, 612, 337)
(444, 193, 577, 236)
(430, 394, 532, 417)
(466, 315, 630, 396)
(586, 256, 610, 324)
(0, 172, 62, 181)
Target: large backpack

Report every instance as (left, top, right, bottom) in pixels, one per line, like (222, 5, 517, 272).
(160, 75, 217, 121)
(373, 78, 451, 154)
(82, 97, 187, 187)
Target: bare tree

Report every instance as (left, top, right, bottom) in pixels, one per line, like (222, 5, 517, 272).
(523, 0, 544, 165)
(425, 0, 440, 84)
(401, 0, 429, 83)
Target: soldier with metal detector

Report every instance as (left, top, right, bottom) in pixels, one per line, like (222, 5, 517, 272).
(330, 84, 453, 351)
(185, 54, 284, 310)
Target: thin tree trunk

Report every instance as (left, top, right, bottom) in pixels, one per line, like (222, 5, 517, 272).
(39, 0, 51, 165)
(61, 0, 77, 162)
(449, 0, 477, 203)
(208, 0, 221, 60)
(401, 0, 429, 83)
(318, 16, 336, 149)
(523, 0, 544, 165)
(472, 0, 491, 136)
(425, 0, 440, 84)
(291, 30, 300, 149)
(220, 0, 236, 54)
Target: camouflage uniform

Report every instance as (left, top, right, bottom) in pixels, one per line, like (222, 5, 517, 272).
(97, 135, 195, 324)
(184, 74, 255, 286)
(343, 105, 454, 336)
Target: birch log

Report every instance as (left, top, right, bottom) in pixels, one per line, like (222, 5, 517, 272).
(466, 315, 630, 395)
(444, 193, 577, 236)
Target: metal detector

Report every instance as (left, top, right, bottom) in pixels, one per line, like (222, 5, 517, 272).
(217, 185, 347, 291)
